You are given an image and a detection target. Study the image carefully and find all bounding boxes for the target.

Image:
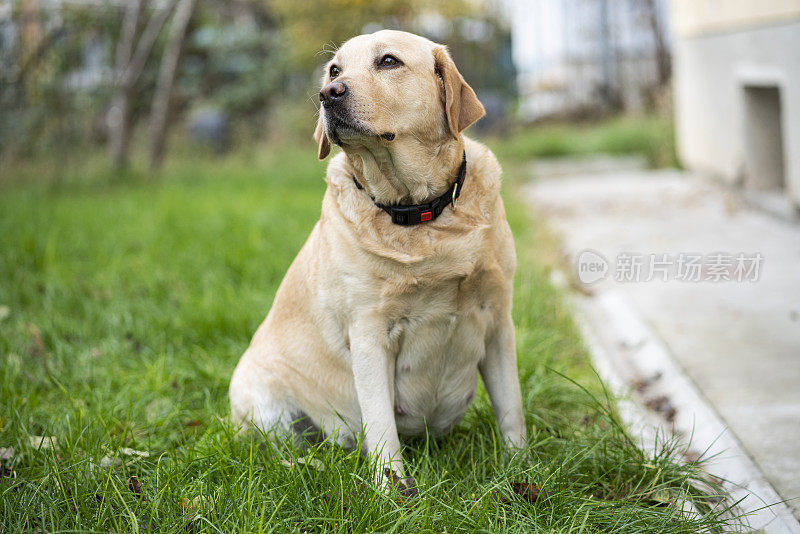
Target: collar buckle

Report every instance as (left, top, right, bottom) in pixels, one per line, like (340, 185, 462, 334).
(352, 150, 466, 226)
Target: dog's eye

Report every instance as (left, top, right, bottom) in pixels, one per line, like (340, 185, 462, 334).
(378, 55, 402, 69)
(329, 65, 341, 79)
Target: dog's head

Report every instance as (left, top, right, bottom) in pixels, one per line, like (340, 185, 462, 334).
(314, 30, 485, 160)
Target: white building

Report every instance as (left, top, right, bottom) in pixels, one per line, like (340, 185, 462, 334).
(671, 1, 800, 212)
(505, 0, 671, 120)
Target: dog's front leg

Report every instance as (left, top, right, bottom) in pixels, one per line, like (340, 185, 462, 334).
(349, 320, 415, 495)
(480, 312, 527, 450)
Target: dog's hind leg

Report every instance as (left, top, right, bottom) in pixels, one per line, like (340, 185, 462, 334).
(229, 350, 302, 445)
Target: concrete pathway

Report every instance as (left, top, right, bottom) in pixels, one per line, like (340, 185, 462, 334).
(525, 157, 800, 531)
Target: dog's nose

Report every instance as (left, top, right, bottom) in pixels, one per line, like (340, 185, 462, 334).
(319, 82, 347, 107)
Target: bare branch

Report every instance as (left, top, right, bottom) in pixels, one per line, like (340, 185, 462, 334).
(149, 0, 197, 169)
(122, 0, 176, 87)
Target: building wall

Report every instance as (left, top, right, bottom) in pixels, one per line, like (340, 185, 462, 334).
(672, 17, 800, 205)
(672, 0, 800, 37)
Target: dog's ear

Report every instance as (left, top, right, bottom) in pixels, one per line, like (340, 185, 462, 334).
(433, 46, 485, 139)
(314, 112, 330, 160)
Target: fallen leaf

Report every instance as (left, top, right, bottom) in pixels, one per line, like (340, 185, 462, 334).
(182, 495, 212, 511)
(119, 447, 150, 458)
(184, 419, 203, 428)
(511, 482, 546, 502)
(28, 436, 57, 450)
(280, 457, 324, 471)
(92, 447, 150, 470)
(139, 514, 157, 531)
(494, 481, 551, 503)
(0, 447, 14, 462)
(646, 488, 675, 507)
(94, 446, 149, 470)
(182, 495, 215, 520)
(98, 456, 122, 469)
(1, 466, 17, 479)
(0, 305, 10, 321)
(127, 476, 143, 496)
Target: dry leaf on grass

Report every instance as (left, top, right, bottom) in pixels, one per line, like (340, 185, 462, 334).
(646, 488, 676, 507)
(182, 495, 214, 512)
(138, 514, 157, 531)
(0, 447, 14, 462)
(28, 436, 57, 450)
(97, 456, 123, 469)
(0, 447, 16, 479)
(182, 495, 215, 521)
(127, 475, 143, 495)
(280, 457, 324, 471)
(1, 465, 17, 479)
(493, 482, 551, 504)
(119, 447, 150, 458)
(93, 447, 151, 470)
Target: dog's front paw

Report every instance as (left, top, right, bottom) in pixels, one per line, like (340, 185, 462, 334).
(383, 468, 419, 498)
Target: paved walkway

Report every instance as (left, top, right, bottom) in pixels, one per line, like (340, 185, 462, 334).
(525, 157, 800, 529)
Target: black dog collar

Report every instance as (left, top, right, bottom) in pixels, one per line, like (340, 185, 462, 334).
(352, 151, 467, 226)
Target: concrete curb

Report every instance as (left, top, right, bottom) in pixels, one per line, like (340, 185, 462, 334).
(569, 286, 800, 533)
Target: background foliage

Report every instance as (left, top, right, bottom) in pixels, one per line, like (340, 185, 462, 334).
(0, 0, 513, 167)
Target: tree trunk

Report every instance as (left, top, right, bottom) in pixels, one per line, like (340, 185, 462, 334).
(108, 87, 134, 168)
(148, 0, 196, 170)
(108, 0, 175, 169)
(109, 0, 144, 168)
(644, 0, 671, 87)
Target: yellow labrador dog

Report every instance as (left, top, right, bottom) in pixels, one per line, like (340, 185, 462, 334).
(230, 30, 526, 493)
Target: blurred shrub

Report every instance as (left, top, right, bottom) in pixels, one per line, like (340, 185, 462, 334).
(0, 4, 119, 160)
(181, 5, 290, 138)
(0, 0, 515, 165)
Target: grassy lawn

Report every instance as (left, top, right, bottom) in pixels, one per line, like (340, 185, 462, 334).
(1, 122, 735, 532)
(491, 113, 679, 168)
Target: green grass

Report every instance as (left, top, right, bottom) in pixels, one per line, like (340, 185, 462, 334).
(0, 127, 740, 532)
(491, 113, 679, 168)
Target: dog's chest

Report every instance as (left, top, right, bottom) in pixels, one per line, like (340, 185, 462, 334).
(388, 280, 494, 436)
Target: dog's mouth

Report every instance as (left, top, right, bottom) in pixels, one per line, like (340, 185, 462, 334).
(324, 110, 372, 146)
(325, 109, 396, 146)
